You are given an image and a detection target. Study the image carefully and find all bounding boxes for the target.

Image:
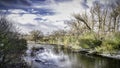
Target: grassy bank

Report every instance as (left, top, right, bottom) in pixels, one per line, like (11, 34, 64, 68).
(42, 32, 120, 55)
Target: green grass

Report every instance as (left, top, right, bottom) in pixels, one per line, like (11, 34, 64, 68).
(43, 32, 120, 54)
(95, 33, 120, 54)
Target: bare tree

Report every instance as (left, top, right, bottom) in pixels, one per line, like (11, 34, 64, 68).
(110, 2, 120, 32)
(73, 13, 91, 31)
(30, 30, 43, 43)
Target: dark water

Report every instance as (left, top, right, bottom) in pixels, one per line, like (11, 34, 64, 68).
(24, 44, 120, 68)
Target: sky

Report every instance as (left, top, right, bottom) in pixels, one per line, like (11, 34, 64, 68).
(0, 0, 119, 34)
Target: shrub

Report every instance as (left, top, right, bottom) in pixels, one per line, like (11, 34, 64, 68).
(0, 16, 27, 68)
(95, 32, 120, 54)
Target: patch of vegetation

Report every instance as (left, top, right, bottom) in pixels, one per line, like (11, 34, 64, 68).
(95, 33, 120, 54)
(0, 16, 27, 68)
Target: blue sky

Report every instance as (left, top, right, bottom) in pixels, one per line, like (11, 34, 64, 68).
(0, 0, 119, 34)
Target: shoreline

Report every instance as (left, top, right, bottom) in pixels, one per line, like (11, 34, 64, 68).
(52, 43, 120, 60)
(27, 42, 120, 60)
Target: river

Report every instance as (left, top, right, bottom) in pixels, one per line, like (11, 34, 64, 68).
(24, 43, 120, 68)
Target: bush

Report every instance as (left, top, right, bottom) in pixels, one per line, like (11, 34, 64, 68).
(95, 32, 120, 54)
(0, 16, 27, 68)
(78, 32, 101, 48)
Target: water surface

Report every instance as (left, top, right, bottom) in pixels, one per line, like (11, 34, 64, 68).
(24, 44, 120, 68)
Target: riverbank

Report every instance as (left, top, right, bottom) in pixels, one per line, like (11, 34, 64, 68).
(25, 43, 120, 68)
(66, 46, 120, 60)
(39, 32, 120, 60)
(44, 43, 120, 60)
(27, 41, 120, 60)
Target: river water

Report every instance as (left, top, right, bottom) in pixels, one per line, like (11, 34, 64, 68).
(24, 44, 120, 68)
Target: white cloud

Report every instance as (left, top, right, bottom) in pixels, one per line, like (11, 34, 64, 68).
(49, 0, 85, 20)
(8, 9, 28, 13)
(5, 0, 89, 34)
(6, 0, 112, 34)
(6, 9, 65, 34)
(8, 14, 38, 25)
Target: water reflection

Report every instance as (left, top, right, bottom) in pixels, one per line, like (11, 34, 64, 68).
(24, 44, 71, 68)
(24, 44, 120, 68)
(63, 49, 120, 68)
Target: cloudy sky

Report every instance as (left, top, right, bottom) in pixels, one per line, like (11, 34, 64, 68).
(0, 0, 119, 34)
